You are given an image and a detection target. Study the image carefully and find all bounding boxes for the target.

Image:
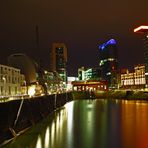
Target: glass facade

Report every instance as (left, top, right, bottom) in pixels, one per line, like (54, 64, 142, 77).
(98, 39, 118, 88)
(78, 67, 101, 81)
(50, 43, 68, 83)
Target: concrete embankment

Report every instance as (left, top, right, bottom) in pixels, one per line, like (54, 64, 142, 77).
(94, 90, 148, 100)
(72, 90, 148, 100)
(0, 92, 73, 146)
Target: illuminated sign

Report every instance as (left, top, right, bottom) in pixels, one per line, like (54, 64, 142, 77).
(99, 39, 117, 50)
(134, 25, 148, 33)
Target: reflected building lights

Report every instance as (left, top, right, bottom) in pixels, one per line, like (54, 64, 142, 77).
(5, 100, 148, 148)
(121, 100, 148, 148)
(51, 121, 55, 147)
(87, 102, 93, 109)
(44, 127, 50, 148)
(56, 115, 60, 132)
(65, 102, 74, 130)
(59, 111, 63, 126)
(46, 108, 67, 148)
(36, 135, 42, 148)
(64, 101, 74, 147)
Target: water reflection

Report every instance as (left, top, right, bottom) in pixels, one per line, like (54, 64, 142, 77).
(36, 136, 42, 148)
(121, 100, 148, 148)
(65, 102, 74, 148)
(5, 99, 148, 148)
(44, 127, 49, 148)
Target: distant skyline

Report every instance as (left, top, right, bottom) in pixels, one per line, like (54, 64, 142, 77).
(0, 0, 147, 76)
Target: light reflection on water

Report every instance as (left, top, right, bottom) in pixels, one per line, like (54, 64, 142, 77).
(5, 99, 148, 148)
(44, 127, 49, 148)
(36, 136, 42, 148)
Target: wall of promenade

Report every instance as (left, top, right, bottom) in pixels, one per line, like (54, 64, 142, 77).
(72, 90, 148, 100)
(94, 90, 148, 100)
(0, 92, 73, 146)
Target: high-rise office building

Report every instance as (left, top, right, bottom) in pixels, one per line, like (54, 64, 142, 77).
(50, 43, 68, 83)
(134, 26, 148, 87)
(98, 39, 118, 88)
(78, 67, 102, 81)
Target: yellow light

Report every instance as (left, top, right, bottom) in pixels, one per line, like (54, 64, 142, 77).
(36, 135, 42, 148)
(51, 122, 55, 147)
(64, 102, 74, 130)
(44, 127, 50, 148)
(28, 85, 35, 97)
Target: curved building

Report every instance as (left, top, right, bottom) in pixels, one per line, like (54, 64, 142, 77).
(7, 54, 37, 85)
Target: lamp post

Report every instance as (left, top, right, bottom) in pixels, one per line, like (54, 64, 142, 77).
(24, 80, 27, 95)
(2, 77, 6, 96)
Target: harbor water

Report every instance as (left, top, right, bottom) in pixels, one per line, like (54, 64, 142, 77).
(4, 99, 148, 148)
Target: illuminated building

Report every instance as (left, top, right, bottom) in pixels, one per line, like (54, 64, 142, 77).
(76, 67, 106, 91)
(43, 70, 64, 94)
(72, 80, 108, 91)
(121, 64, 145, 89)
(67, 77, 78, 91)
(134, 25, 148, 85)
(0, 64, 25, 96)
(78, 67, 102, 81)
(98, 39, 118, 88)
(7, 53, 66, 95)
(78, 67, 85, 80)
(50, 43, 68, 83)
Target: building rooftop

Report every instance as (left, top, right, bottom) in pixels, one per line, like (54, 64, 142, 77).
(99, 39, 117, 50)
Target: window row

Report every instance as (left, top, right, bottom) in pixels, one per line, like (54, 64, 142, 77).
(0, 75, 20, 84)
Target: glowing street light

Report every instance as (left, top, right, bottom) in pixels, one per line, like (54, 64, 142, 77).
(2, 77, 6, 96)
(28, 85, 35, 97)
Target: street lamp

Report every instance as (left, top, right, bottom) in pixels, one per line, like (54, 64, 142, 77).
(2, 77, 6, 96)
(24, 80, 27, 95)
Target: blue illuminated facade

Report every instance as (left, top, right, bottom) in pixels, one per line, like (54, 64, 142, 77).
(99, 39, 117, 50)
(98, 39, 118, 88)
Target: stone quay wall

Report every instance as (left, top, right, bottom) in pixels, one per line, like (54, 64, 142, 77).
(0, 92, 73, 145)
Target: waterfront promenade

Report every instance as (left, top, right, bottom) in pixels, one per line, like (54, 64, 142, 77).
(1, 90, 148, 147)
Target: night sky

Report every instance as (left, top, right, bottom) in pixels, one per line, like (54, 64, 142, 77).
(0, 0, 148, 76)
